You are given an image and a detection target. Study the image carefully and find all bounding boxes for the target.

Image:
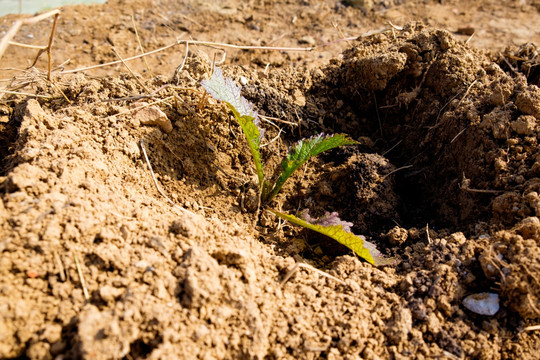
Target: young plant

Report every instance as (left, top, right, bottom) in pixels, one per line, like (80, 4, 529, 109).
(201, 67, 393, 266)
(201, 67, 356, 204)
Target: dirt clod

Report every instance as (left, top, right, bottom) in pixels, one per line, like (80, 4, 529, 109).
(134, 105, 173, 133)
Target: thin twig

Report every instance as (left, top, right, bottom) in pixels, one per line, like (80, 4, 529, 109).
(73, 252, 90, 301)
(0, 9, 60, 62)
(47, 77, 71, 103)
(0, 89, 53, 98)
(177, 12, 203, 27)
(139, 139, 197, 216)
(524, 325, 540, 332)
(280, 262, 346, 286)
(260, 127, 283, 148)
(382, 165, 413, 180)
(260, 114, 298, 126)
(381, 140, 402, 156)
(258, 115, 286, 145)
(500, 54, 519, 75)
(112, 47, 151, 93)
(450, 128, 467, 143)
(173, 42, 190, 83)
(332, 22, 351, 46)
(432, 79, 475, 128)
(54, 251, 66, 282)
(433, 90, 464, 126)
(7, 41, 46, 50)
(460, 175, 504, 194)
(45, 12, 59, 80)
(103, 84, 169, 102)
(27, 12, 60, 80)
(131, 15, 153, 76)
(61, 42, 178, 74)
(182, 39, 314, 52)
(465, 32, 475, 45)
(387, 21, 404, 31)
(267, 32, 290, 46)
(60, 39, 314, 74)
(456, 80, 477, 108)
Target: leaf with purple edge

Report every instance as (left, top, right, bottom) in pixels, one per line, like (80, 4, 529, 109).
(268, 209, 396, 266)
(201, 67, 265, 188)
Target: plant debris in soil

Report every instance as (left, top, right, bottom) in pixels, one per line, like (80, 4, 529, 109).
(0, 1, 540, 359)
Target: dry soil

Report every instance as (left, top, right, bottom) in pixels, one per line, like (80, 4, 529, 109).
(1, 1, 540, 359)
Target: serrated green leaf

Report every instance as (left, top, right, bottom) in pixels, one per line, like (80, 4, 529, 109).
(268, 209, 395, 266)
(201, 67, 265, 187)
(264, 133, 357, 203)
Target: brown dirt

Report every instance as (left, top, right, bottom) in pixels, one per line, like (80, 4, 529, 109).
(1, 1, 540, 359)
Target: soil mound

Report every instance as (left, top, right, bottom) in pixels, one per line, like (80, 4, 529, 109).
(0, 18, 539, 360)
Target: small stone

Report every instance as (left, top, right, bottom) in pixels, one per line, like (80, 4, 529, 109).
(427, 312, 442, 333)
(386, 226, 408, 245)
(134, 105, 173, 133)
(99, 285, 124, 302)
(24, 99, 47, 122)
(169, 214, 207, 238)
(298, 36, 316, 46)
(456, 26, 475, 36)
(463, 293, 499, 316)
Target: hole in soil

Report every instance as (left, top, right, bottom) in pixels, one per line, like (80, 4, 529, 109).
(300, 24, 515, 237)
(125, 334, 163, 360)
(84, 253, 116, 272)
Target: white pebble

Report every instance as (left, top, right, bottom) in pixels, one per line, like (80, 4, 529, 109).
(463, 293, 499, 316)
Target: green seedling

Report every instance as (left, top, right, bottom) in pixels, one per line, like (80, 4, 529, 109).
(201, 67, 356, 204)
(201, 67, 393, 266)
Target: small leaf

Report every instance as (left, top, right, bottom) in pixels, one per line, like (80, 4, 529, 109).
(264, 133, 357, 203)
(268, 209, 395, 266)
(201, 67, 257, 120)
(201, 67, 265, 187)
